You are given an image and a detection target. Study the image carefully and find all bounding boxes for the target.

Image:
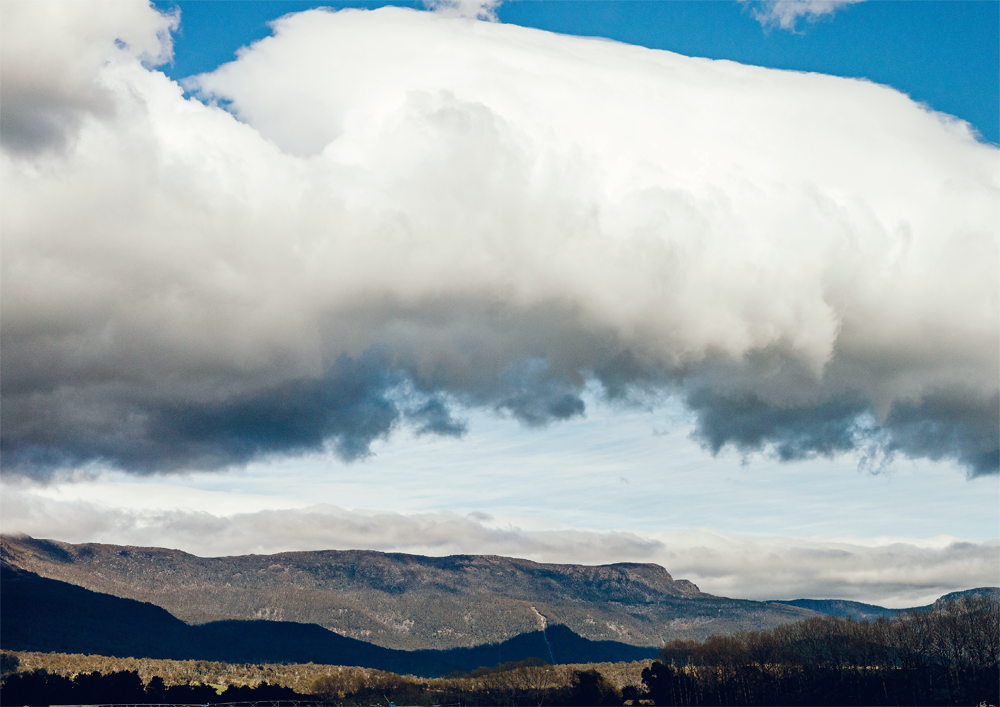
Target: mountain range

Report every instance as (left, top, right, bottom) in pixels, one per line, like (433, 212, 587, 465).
(2, 534, 995, 675)
(0, 562, 658, 677)
(0, 535, 814, 650)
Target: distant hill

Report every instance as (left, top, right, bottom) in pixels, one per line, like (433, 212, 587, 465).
(0, 562, 656, 676)
(0, 535, 815, 650)
(771, 599, 903, 620)
(933, 587, 1000, 606)
(774, 587, 1000, 620)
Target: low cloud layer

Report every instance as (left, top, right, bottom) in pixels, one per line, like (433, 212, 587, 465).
(2, 489, 995, 606)
(2, 2, 997, 479)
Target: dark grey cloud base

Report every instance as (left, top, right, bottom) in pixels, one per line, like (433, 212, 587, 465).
(3, 343, 997, 479)
(688, 386, 999, 477)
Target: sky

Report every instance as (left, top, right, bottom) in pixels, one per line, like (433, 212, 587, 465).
(1, 0, 998, 609)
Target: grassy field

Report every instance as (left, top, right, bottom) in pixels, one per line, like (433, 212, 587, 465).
(4, 650, 652, 694)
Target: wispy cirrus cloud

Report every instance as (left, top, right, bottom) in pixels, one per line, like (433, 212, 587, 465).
(744, 0, 866, 30)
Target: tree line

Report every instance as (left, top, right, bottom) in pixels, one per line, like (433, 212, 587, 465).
(0, 658, 625, 707)
(0, 668, 299, 705)
(642, 595, 999, 705)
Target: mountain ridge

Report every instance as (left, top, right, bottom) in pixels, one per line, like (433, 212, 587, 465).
(0, 562, 658, 677)
(0, 534, 813, 649)
(773, 588, 1000, 621)
(2, 535, 993, 658)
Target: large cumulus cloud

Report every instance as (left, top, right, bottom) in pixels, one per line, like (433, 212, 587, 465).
(1, 1, 997, 479)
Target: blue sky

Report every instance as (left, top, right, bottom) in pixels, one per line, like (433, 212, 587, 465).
(2, 0, 998, 606)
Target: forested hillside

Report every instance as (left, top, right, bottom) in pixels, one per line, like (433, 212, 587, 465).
(0, 562, 656, 675)
(1, 535, 814, 650)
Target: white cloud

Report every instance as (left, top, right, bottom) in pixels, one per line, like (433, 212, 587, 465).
(650, 529, 1000, 607)
(0, 0, 177, 153)
(745, 0, 866, 30)
(1, 3, 997, 479)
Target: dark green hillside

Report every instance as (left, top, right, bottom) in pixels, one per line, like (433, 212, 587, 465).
(0, 535, 815, 650)
(0, 563, 191, 658)
(0, 562, 655, 676)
